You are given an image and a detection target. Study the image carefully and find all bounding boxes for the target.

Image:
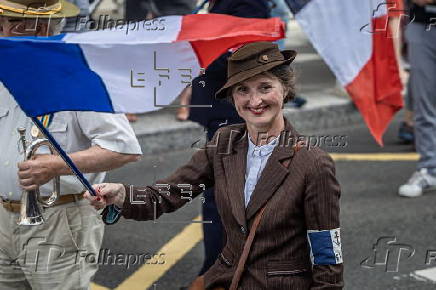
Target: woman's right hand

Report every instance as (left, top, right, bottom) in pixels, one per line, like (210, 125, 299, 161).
(84, 183, 126, 210)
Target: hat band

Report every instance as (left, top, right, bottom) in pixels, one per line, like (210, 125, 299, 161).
(0, 0, 62, 15)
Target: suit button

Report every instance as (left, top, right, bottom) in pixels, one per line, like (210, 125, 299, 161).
(240, 225, 246, 235)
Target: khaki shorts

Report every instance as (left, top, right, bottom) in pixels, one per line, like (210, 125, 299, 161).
(0, 198, 104, 290)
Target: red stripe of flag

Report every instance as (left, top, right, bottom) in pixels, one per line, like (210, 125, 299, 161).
(177, 14, 285, 68)
(346, 15, 403, 145)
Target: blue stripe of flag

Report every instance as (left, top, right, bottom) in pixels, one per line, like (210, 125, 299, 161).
(0, 37, 114, 117)
(284, 0, 312, 14)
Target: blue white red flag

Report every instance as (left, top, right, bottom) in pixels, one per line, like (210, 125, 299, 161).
(285, 0, 403, 145)
(0, 14, 284, 117)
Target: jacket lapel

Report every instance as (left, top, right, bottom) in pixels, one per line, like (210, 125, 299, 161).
(222, 127, 249, 229)
(245, 120, 297, 221)
(221, 119, 300, 225)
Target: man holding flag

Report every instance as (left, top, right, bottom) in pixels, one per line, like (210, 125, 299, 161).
(0, 1, 142, 289)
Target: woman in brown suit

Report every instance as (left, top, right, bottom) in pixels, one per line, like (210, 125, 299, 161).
(85, 41, 344, 289)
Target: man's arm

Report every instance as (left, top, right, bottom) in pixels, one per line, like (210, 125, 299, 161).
(18, 146, 141, 191)
(18, 111, 142, 191)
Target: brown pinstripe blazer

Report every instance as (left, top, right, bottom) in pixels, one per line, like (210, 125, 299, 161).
(121, 118, 344, 289)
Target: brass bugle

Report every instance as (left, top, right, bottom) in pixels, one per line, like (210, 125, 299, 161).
(17, 127, 60, 226)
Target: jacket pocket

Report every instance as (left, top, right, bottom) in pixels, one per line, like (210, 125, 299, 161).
(267, 259, 312, 289)
(267, 259, 311, 276)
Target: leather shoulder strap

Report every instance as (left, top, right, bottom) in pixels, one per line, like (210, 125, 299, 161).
(229, 205, 267, 290)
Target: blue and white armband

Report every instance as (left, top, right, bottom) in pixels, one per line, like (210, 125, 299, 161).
(307, 228, 343, 265)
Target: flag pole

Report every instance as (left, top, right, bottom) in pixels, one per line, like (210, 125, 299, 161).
(192, 0, 209, 14)
(31, 117, 97, 197)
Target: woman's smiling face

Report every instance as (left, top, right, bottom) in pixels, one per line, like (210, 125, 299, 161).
(231, 74, 286, 131)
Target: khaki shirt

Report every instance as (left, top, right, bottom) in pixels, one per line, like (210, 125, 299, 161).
(0, 82, 142, 201)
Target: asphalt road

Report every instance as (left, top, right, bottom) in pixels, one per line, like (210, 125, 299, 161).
(91, 114, 436, 290)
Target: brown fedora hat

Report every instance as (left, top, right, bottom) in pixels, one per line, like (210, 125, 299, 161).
(215, 41, 297, 99)
(0, 0, 79, 18)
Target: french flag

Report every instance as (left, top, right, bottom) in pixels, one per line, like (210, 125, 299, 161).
(286, 0, 403, 145)
(0, 14, 284, 117)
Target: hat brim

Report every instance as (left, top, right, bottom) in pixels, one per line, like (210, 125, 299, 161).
(215, 50, 297, 99)
(0, 0, 79, 18)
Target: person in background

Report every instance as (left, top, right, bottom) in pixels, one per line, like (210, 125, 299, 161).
(270, 0, 291, 50)
(398, 0, 436, 197)
(125, 0, 196, 22)
(266, 0, 307, 109)
(389, 0, 415, 144)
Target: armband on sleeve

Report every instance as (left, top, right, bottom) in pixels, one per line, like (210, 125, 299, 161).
(307, 228, 343, 265)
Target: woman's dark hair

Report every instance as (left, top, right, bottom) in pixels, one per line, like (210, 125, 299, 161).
(226, 64, 296, 104)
